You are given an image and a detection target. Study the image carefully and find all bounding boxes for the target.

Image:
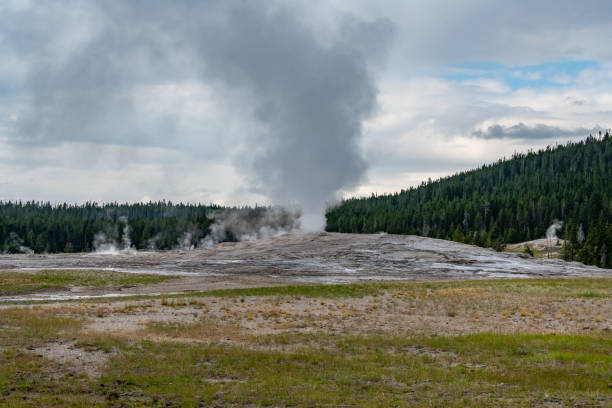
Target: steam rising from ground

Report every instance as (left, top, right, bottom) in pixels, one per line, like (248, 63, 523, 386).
(92, 232, 119, 254)
(204, 7, 394, 228)
(93, 217, 136, 255)
(176, 232, 195, 251)
(546, 221, 564, 241)
(90, 207, 301, 253)
(577, 225, 585, 243)
(11, 1, 394, 230)
(544, 220, 564, 258)
(200, 207, 301, 248)
(3, 232, 33, 254)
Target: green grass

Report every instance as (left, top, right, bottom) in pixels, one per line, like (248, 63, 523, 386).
(4, 276, 610, 305)
(0, 349, 104, 407)
(1, 330, 610, 406)
(0, 269, 176, 296)
(192, 281, 398, 298)
(157, 277, 612, 300)
(0, 307, 83, 348)
(95, 333, 612, 407)
(0, 277, 610, 406)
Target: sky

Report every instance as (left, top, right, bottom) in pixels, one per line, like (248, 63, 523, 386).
(1, 0, 611, 228)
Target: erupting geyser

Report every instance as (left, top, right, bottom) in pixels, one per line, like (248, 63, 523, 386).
(15, 1, 394, 230)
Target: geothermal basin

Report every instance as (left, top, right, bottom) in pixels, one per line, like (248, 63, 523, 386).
(0, 232, 609, 301)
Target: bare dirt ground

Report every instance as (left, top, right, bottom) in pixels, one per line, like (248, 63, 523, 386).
(83, 289, 611, 338)
(0, 232, 609, 301)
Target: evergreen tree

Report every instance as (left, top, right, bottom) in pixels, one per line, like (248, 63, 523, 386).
(326, 133, 612, 269)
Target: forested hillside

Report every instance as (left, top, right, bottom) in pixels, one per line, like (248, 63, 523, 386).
(326, 133, 612, 268)
(0, 202, 298, 253)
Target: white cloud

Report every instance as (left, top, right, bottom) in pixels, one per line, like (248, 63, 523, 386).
(512, 70, 542, 81)
(552, 73, 572, 84)
(344, 63, 612, 197)
(0, 138, 251, 206)
(461, 79, 511, 94)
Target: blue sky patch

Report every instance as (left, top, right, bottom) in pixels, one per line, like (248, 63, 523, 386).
(442, 60, 599, 90)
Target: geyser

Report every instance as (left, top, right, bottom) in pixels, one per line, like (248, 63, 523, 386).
(13, 1, 394, 230)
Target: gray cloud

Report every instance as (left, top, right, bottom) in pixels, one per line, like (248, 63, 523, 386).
(472, 123, 602, 140)
(349, 0, 612, 69)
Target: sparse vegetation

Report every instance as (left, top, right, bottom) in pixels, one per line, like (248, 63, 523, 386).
(0, 269, 176, 296)
(0, 278, 610, 406)
(95, 333, 610, 407)
(147, 277, 612, 301)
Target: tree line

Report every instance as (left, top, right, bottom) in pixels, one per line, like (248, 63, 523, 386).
(325, 133, 612, 269)
(0, 201, 286, 253)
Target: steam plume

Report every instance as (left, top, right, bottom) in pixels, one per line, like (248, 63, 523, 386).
(546, 221, 564, 241)
(3, 232, 33, 254)
(92, 232, 119, 255)
(577, 224, 585, 243)
(13, 1, 394, 230)
(201, 207, 301, 248)
(545, 220, 564, 259)
(176, 232, 195, 251)
(195, 5, 395, 229)
(93, 217, 136, 254)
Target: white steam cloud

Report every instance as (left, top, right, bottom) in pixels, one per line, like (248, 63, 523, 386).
(89, 207, 301, 254)
(200, 207, 301, 248)
(577, 224, 585, 243)
(544, 220, 564, 258)
(176, 232, 195, 251)
(3, 232, 34, 254)
(9, 1, 394, 230)
(546, 220, 564, 241)
(93, 217, 136, 255)
(92, 232, 119, 255)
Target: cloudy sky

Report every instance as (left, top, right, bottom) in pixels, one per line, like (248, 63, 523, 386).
(1, 0, 611, 224)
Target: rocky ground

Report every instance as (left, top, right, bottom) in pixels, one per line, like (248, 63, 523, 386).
(0, 232, 608, 301)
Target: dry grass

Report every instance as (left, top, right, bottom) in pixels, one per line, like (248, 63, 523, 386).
(105, 278, 610, 343)
(0, 278, 610, 406)
(0, 306, 83, 348)
(0, 269, 176, 296)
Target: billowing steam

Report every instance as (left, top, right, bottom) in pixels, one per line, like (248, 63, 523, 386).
(93, 217, 136, 255)
(89, 207, 300, 254)
(12, 1, 394, 230)
(200, 207, 301, 248)
(120, 217, 133, 252)
(545, 220, 564, 259)
(92, 232, 118, 254)
(3, 232, 33, 254)
(546, 221, 564, 241)
(176, 232, 195, 251)
(577, 224, 585, 243)
(196, 6, 395, 229)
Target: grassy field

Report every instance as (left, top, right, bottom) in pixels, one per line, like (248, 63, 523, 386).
(0, 269, 176, 296)
(0, 277, 610, 407)
(184, 277, 612, 299)
(32, 275, 612, 304)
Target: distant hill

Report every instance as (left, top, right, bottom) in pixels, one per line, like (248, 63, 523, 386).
(326, 133, 612, 269)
